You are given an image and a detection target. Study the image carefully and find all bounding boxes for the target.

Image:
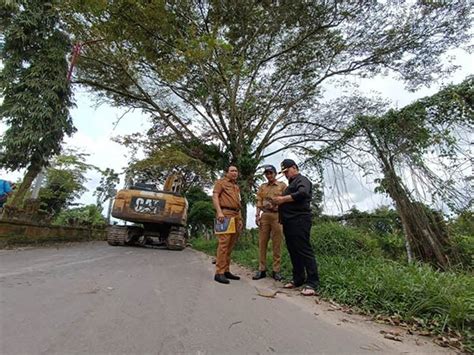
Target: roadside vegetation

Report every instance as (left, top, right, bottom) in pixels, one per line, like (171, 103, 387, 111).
(192, 215, 474, 352)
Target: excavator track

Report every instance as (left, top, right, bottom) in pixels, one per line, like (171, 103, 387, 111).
(107, 226, 128, 246)
(166, 226, 186, 250)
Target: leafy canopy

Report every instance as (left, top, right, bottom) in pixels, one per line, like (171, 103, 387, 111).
(38, 151, 98, 215)
(62, 1, 472, 181)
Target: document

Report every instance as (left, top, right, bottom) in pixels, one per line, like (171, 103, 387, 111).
(214, 217, 236, 234)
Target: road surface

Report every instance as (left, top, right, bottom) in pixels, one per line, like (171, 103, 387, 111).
(0, 242, 448, 354)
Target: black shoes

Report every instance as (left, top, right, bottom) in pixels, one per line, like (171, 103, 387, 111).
(272, 272, 283, 281)
(253, 271, 282, 281)
(224, 272, 240, 280)
(252, 271, 266, 280)
(214, 274, 230, 284)
(214, 272, 239, 283)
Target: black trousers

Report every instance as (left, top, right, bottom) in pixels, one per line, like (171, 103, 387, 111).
(282, 215, 320, 289)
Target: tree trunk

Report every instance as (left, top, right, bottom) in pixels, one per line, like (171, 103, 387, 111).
(386, 179, 453, 269)
(405, 238, 414, 263)
(7, 162, 42, 208)
(363, 127, 455, 269)
(239, 190, 248, 231)
(237, 172, 256, 231)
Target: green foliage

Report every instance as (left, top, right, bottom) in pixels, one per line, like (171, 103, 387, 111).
(192, 221, 474, 349)
(53, 204, 107, 227)
(38, 151, 95, 216)
(375, 233, 407, 262)
(185, 186, 210, 210)
(0, 0, 75, 171)
(318, 256, 473, 333)
(185, 186, 215, 237)
(94, 168, 119, 207)
(452, 235, 474, 272)
(188, 201, 215, 236)
(38, 168, 86, 215)
(341, 206, 402, 235)
(449, 211, 474, 271)
(62, 1, 472, 215)
(123, 144, 215, 193)
(191, 236, 217, 255)
(449, 211, 474, 237)
(329, 206, 406, 260)
(311, 222, 381, 258)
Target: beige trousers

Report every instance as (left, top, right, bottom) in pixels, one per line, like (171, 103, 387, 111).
(258, 212, 282, 272)
(215, 213, 241, 274)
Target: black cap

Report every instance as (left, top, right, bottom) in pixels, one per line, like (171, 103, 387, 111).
(279, 159, 298, 173)
(263, 165, 277, 174)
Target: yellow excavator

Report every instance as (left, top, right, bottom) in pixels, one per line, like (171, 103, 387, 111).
(107, 174, 188, 250)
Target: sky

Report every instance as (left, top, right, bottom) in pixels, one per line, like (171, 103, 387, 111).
(1, 49, 472, 227)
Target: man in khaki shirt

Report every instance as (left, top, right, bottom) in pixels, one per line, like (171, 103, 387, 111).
(212, 165, 243, 284)
(253, 165, 287, 281)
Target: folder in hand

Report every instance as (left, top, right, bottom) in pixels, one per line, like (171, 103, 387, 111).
(214, 217, 236, 234)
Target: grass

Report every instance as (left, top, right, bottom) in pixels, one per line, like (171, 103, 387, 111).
(191, 222, 474, 351)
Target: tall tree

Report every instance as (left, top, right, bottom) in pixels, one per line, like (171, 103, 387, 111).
(62, 1, 472, 222)
(312, 77, 473, 268)
(0, 0, 75, 207)
(185, 186, 214, 238)
(93, 167, 120, 224)
(38, 151, 96, 216)
(94, 168, 120, 207)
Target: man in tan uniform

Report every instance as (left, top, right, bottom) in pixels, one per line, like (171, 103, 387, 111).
(253, 165, 286, 281)
(212, 165, 243, 284)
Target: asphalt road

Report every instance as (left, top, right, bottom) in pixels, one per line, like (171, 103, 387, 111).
(0, 242, 448, 354)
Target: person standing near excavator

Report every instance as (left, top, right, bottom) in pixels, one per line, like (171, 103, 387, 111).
(212, 165, 243, 284)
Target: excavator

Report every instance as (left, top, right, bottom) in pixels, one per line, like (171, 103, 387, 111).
(107, 174, 188, 250)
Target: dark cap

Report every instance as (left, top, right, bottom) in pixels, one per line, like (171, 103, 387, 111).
(263, 165, 277, 174)
(279, 159, 298, 173)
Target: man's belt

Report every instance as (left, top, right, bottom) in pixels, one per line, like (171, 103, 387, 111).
(222, 207, 240, 212)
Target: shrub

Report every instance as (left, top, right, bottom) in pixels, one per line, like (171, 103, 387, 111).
(374, 232, 407, 261)
(53, 205, 107, 227)
(312, 222, 381, 257)
(188, 200, 215, 237)
(452, 234, 474, 271)
(317, 256, 473, 331)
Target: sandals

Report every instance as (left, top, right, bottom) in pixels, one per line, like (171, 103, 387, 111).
(283, 281, 318, 296)
(283, 280, 303, 289)
(301, 286, 317, 296)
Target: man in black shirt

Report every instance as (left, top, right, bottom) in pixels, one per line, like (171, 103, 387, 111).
(272, 159, 320, 296)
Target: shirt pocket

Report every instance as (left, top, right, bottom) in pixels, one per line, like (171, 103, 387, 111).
(223, 184, 235, 196)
